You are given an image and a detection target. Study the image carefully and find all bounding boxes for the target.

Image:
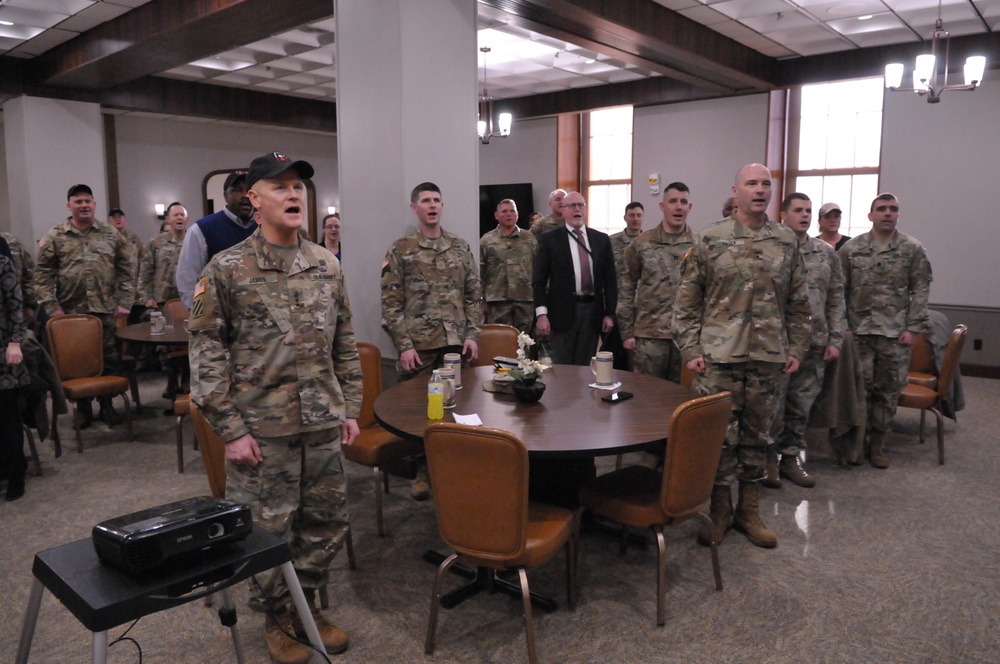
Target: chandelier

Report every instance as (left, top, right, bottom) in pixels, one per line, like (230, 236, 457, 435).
(884, 1, 986, 104)
(478, 47, 512, 144)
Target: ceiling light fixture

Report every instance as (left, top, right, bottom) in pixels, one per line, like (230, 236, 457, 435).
(884, 0, 986, 104)
(478, 47, 512, 144)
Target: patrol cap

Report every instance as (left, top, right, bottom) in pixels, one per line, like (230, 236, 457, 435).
(108, 208, 125, 217)
(818, 202, 842, 217)
(67, 184, 93, 199)
(246, 152, 314, 190)
(223, 170, 248, 191)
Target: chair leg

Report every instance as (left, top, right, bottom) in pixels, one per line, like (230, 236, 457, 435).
(318, 586, 329, 610)
(72, 401, 84, 453)
(518, 567, 538, 664)
(345, 525, 357, 570)
(566, 513, 579, 610)
(175, 413, 186, 473)
(654, 527, 667, 626)
(128, 371, 141, 411)
(22, 425, 43, 476)
(120, 393, 134, 441)
(373, 467, 385, 537)
(696, 512, 723, 592)
(619, 523, 629, 556)
(931, 406, 945, 465)
(425, 553, 460, 655)
(918, 408, 926, 443)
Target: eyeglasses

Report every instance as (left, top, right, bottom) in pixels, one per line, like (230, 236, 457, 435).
(563, 202, 587, 209)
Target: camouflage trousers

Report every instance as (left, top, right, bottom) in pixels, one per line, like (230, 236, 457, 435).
(94, 313, 121, 374)
(226, 427, 350, 613)
(397, 345, 463, 382)
(772, 346, 827, 457)
(694, 360, 788, 485)
(485, 300, 534, 335)
(856, 334, 911, 433)
(634, 337, 682, 383)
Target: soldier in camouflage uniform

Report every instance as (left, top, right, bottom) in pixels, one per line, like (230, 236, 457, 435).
(381, 181, 482, 500)
(674, 164, 811, 549)
(108, 208, 145, 315)
(765, 193, 845, 489)
(609, 201, 644, 271)
(138, 202, 188, 307)
(618, 185, 694, 383)
(528, 188, 567, 239)
(840, 193, 932, 469)
(480, 199, 536, 333)
(0, 230, 38, 323)
(189, 152, 361, 662)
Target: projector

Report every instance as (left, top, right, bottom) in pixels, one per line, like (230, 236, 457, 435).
(92, 496, 252, 577)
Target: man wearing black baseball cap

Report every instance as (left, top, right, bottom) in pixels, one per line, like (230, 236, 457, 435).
(176, 169, 256, 308)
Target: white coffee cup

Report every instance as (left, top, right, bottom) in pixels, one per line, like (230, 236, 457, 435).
(590, 350, 615, 386)
(443, 352, 462, 389)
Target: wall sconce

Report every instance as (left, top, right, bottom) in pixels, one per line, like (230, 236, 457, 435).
(154, 203, 165, 219)
(327, 206, 337, 216)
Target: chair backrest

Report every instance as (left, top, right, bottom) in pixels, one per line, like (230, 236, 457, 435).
(424, 423, 529, 564)
(908, 332, 935, 374)
(46, 314, 104, 380)
(660, 391, 732, 518)
(679, 362, 695, 388)
(163, 298, 188, 326)
(935, 324, 967, 400)
(472, 324, 519, 367)
(357, 342, 383, 429)
(192, 405, 228, 499)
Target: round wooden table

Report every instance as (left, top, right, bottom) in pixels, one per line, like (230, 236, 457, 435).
(374, 364, 695, 458)
(115, 322, 190, 346)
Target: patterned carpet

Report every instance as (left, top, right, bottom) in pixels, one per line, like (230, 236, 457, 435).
(1, 373, 998, 663)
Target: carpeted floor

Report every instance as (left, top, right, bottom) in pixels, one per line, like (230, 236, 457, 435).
(1, 373, 998, 663)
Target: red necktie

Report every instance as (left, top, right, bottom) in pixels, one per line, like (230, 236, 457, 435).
(573, 227, 593, 295)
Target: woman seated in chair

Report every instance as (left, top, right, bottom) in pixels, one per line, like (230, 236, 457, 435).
(0, 237, 30, 501)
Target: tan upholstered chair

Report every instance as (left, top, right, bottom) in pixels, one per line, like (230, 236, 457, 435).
(898, 324, 967, 465)
(192, 404, 353, 608)
(907, 332, 937, 390)
(172, 393, 197, 473)
(580, 391, 731, 626)
(471, 323, 519, 367)
(47, 314, 134, 453)
(341, 342, 423, 536)
(423, 422, 579, 664)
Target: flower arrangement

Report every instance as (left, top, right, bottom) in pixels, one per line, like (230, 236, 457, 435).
(508, 332, 551, 385)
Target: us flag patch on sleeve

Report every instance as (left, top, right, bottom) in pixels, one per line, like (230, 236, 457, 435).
(193, 277, 206, 298)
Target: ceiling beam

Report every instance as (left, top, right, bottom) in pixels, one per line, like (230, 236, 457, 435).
(31, 0, 334, 90)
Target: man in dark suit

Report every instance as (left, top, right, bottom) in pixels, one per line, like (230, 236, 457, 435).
(533, 191, 617, 365)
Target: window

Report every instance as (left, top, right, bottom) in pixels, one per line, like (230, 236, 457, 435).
(582, 106, 633, 234)
(786, 78, 883, 237)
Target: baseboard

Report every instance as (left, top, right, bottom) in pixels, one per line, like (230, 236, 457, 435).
(960, 363, 1000, 379)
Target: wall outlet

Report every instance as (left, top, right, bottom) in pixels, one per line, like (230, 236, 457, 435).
(974, 338, 982, 351)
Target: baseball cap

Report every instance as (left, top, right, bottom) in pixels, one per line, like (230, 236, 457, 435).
(246, 152, 314, 190)
(223, 170, 248, 191)
(67, 184, 93, 199)
(108, 208, 125, 217)
(818, 202, 842, 217)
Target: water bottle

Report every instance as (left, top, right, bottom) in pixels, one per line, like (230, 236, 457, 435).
(427, 370, 444, 420)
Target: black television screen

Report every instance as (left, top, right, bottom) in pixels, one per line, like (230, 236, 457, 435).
(479, 183, 534, 237)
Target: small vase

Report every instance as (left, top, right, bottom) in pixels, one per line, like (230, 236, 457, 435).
(512, 380, 546, 404)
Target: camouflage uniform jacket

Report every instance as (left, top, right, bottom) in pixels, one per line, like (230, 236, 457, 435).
(35, 220, 135, 315)
(618, 223, 695, 341)
(138, 232, 184, 304)
(529, 214, 562, 239)
(479, 225, 537, 303)
(674, 217, 811, 365)
(121, 229, 145, 304)
(0, 231, 37, 310)
(381, 229, 482, 354)
(609, 230, 639, 277)
(799, 235, 846, 349)
(188, 229, 362, 442)
(839, 230, 932, 338)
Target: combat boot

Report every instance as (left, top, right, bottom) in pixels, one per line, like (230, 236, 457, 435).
(294, 589, 349, 654)
(761, 448, 781, 489)
(411, 462, 431, 501)
(733, 481, 777, 548)
(696, 484, 733, 547)
(779, 455, 816, 488)
(264, 611, 310, 664)
(867, 431, 890, 469)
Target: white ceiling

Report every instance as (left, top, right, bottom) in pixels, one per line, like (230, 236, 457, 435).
(0, 0, 995, 102)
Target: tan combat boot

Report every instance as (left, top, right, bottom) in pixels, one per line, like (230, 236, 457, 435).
(779, 455, 816, 488)
(696, 484, 733, 547)
(867, 431, 890, 469)
(265, 611, 310, 664)
(761, 448, 781, 489)
(411, 461, 432, 501)
(294, 589, 349, 654)
(733, 481, 778, 548)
